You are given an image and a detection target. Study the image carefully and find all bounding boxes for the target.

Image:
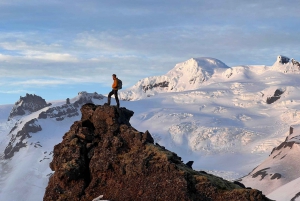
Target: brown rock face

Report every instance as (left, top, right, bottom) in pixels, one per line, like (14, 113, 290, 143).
(44, 104, 272, 201)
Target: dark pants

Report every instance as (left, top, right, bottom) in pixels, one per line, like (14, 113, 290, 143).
(108, 89, 120, 107)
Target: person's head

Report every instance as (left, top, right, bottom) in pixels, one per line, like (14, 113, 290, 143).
(112, 74, 117, 80)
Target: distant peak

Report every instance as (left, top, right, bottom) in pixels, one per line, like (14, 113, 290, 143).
(8, 94, 51, 120)
(184, 57, 229, 69)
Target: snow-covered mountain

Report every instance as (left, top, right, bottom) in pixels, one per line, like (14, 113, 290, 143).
(1, 56, 300, 200)
(119, 57, 229, 100)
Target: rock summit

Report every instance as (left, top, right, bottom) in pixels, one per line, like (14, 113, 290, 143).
(44, 104, 271, 201)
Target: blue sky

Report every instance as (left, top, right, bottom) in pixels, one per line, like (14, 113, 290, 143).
(0, 0, 300, 104)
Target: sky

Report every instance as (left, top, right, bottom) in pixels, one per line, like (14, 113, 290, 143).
(0, 0, 300, 104)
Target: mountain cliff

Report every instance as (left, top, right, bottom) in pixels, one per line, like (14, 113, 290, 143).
(44, 103, 271, 201)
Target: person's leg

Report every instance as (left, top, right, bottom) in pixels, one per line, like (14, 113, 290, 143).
(114, 90, 120, 108)
(107, 90, 114, 105)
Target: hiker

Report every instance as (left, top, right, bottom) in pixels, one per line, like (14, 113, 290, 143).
(107, 74, 120, 108)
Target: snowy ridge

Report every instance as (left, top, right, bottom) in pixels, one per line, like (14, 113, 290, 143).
(240, 125, 300, 200)
(119, 57, 229, 100)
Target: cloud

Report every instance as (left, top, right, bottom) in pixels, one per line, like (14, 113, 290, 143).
(0, 40, 78, 62)
(73, 24, 300, 66)
(0, 53, 13, 61)
(24, 52, 78, 62)
(0, 89, 27, 94)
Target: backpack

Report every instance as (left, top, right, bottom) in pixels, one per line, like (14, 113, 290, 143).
(117, 78, 122, 89)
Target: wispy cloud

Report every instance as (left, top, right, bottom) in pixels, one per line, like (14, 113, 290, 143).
(0, 89, 27, 94)
(0, 40, 78, 62)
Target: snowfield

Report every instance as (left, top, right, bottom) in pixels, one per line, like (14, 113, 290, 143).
(1, 56, 300, 200)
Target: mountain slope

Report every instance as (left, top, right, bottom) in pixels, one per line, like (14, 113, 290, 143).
(268, 176, 300, 201)
(240, 125, 300, 200)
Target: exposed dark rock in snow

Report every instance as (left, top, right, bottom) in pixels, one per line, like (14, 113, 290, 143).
(38, 104, 79, 121)
(270, 141, 295, 155)
(266, 89, 285, 104)
(8, 94, 51, 120)
(4, 118, 42, 159)
(291, 192, 300, 201)
(270, 173, 281, 180)
(38, 92, 105, 121)
(252, 168, 271, 180)
(142, 81, 169, 93)
(44, 104, 271, 201)
(292, 58, 300, 69)
(277, 55, 290, 64)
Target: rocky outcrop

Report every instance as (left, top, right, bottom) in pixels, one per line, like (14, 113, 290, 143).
(8, 94, 51, 120)
(266, 89, 285, 104)
(39, 92, 105, 121)
(292, 58, 300, 69)
(44, 104, 271, 201)
(142, 81, 169, 92)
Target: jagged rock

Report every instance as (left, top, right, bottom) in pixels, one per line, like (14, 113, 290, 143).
(142, 130, 154, 144)
(38, 92, 104, 121)
(8, 93, 51, 120)
(44, 104, 271, 201)
(292, 58, 300, 69)
(142, 81, 169, 93)
(186, 161, 194, 169)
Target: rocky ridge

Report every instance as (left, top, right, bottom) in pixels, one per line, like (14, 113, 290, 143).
(8, 93, 51, 120)
(44, 104, 271, 201)
(39, 92, 105, 121)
